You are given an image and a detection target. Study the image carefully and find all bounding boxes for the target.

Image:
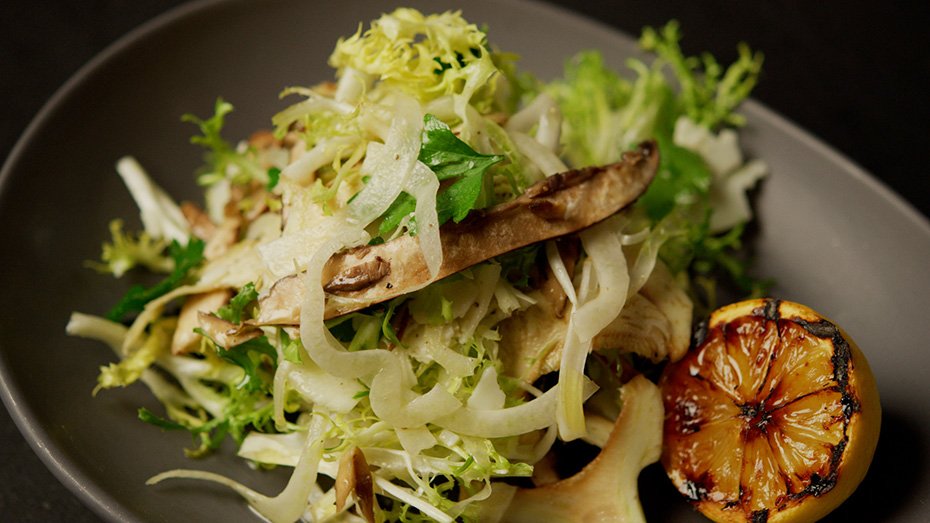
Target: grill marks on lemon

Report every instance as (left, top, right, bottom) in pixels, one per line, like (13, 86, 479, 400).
(660, 298, 880, 522)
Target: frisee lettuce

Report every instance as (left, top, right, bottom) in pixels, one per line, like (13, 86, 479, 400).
(640, 21, 763, 129)
(183, 98, 267, 187)
(551, 21, 761, 213)
(105, 238, 205, 321)
(549, 50, 635, 168)
(136, 337, 281, 456)
(550, 21, 767, 310)
(87, 219, 171, 278)
(329, 8, 498, 110)
(278, 329, 303, 364)
(139, 396, 276, 457)
(213, 336, 277, 394)
(95, 317, 173, 392)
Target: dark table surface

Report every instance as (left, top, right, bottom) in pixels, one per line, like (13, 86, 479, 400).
(1, 1, 928, 521)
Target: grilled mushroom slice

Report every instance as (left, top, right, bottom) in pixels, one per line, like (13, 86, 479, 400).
(256, 140, 658, 324)
(170, 288, 233, 354)
(334, 447, 376, 523)
(196, 312, 262, 349)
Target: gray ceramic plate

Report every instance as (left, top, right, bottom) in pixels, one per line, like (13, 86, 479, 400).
(1, 0, 928, 521)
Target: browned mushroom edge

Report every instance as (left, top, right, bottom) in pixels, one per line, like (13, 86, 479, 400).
(255, 140, 658, 324)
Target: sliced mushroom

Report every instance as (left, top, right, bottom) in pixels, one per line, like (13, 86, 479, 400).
(334, 447, 376, 523)
(181, 201, 217, 241)
(170, 289, 233, 354)
(204, 218, 240, 260)
(502, 375, 663, 523)
(256, 141, 659, 324)
(204, 191, 245, 261)
(248, 129, 278, 150)
(197, 312, 262, 349)
(540, 238, 580, 320)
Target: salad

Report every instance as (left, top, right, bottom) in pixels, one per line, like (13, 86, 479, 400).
(67, 8, 766, 522)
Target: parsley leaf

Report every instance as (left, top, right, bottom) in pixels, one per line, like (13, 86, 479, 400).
(266, 167, 281, 191)
(419, 114, 503, 181)
(378, 192, 417, 237)
(138, 407, 186, 431)
(197, 330, 277, 394)
(215, 336, 277, 393)
(435, 166, 487, 223)
(216, 282, 258, 324)
(638, 133, 713, 222)
(420, 114, 503, 224)
(376, 115, 504, 239)
(106, 238, 205, 321)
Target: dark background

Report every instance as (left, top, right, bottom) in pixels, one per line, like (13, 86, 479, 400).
(1, 0, 927, 521)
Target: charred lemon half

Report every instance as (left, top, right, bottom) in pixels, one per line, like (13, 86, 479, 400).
(660, 298, 880, 522)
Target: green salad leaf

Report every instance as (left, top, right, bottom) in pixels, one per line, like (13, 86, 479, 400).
(379, 114, 504, 238)
(214, 336, 277, 394)
(87, 219, 171, 278)
(95, 318, 173, 392)
(329, 8, 498, 108)
(638, 134, 713, 222)
(266, 167, 281, 191)
(106, 238, 205, 322)
(550, 21, 767, 310)
(640, 21, 763, 129)
(378, 193, 417, 237)
(423, 114, 504, 224)
(216, 282, 258, 324)
(183, 98, 266, 186)
(419, 115, 504, 182)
